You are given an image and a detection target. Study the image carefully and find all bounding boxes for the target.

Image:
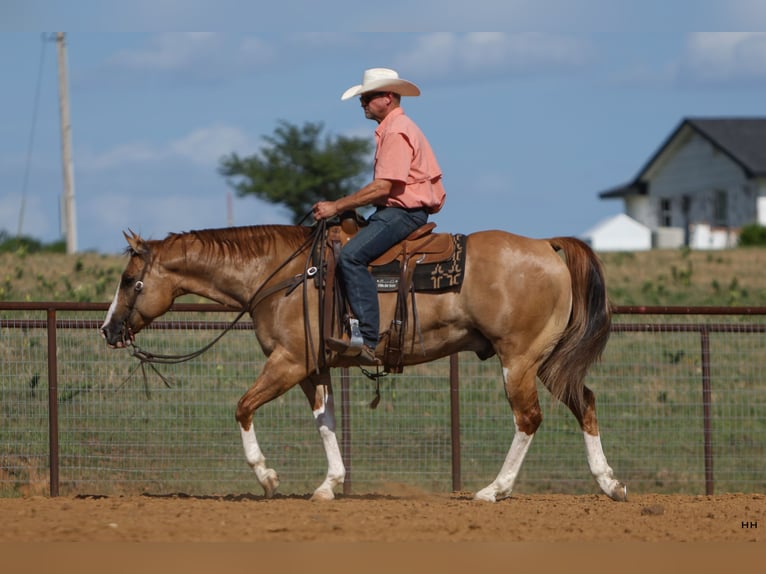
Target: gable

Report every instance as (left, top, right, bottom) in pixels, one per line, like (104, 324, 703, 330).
(648, 129, 747, 195)
(644, 118, 766, 182)
(599, 117, 766, 200)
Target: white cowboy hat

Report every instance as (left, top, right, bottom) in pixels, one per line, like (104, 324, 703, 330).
(341, 68, 421, 101)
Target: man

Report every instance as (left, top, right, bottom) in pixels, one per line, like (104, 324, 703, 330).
(312, 68, 446, 365)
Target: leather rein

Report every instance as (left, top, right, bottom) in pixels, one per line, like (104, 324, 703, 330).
(127, 220, 328, 371)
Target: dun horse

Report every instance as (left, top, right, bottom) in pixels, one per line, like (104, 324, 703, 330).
(100, 224, 627, 502)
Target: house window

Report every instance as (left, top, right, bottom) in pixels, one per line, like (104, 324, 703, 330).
(660, 198, 672, 226)
(713, 189, 728, 227)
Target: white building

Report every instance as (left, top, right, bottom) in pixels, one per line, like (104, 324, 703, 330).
(598, 118, 766, 249)
(581, 213, 652, 252)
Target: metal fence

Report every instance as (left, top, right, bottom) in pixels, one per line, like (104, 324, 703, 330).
(1, 302, 765, 498)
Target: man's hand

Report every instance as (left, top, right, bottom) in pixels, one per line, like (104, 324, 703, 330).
(312, 179, 390, 221)
(312, 200, 339, 221)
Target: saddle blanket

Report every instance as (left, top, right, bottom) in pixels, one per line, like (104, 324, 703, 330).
(372, 234, 466, 292)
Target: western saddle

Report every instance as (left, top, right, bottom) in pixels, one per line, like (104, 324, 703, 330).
(320, 211, 458, 373)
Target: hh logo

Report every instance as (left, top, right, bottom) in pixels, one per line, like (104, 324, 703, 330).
(741, 521, 758, 529)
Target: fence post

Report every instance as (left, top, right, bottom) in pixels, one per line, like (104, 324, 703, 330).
(700, 326, 714, 495)
(46, 308, 60, 497)
(450, 353, 461, 492)
(340, 367, 352, 495)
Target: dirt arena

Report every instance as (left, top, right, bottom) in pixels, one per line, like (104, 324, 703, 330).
(3, 491, 763, 573)
(2, 491, 763, 543)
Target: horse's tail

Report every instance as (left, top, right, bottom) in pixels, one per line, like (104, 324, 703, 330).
(537, 237, 612, 413)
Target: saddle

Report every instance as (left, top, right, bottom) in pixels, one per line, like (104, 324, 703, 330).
(320, 211, 465, 373)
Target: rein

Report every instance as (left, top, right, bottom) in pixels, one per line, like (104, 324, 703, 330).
(128, 219, 327, 368)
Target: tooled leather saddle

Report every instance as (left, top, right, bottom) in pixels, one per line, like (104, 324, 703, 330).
(319, 211, 466, 373)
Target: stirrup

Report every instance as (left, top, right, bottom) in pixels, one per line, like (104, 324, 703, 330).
(326, 336, 362, 357)
(327, 318, 364, 356)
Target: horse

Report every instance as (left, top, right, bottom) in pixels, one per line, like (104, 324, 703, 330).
(100, 224, 627, 502)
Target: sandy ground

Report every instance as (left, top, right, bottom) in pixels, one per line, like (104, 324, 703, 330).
(3, 491, 763, 573)
(2, 491, 763, 543)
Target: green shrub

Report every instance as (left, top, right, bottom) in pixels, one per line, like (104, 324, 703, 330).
(0, 230, 66, 254)
(738, 223, 766, 246)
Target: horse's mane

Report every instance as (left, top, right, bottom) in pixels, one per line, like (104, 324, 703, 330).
(159, 225, 313, 264)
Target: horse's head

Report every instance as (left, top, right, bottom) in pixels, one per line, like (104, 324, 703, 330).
(100, 230, 175, 348)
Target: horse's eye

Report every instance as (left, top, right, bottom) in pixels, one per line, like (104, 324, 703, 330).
(121, 275, 143, 291)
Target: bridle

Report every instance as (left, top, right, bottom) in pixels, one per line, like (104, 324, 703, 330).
(123, 220, 328, 370)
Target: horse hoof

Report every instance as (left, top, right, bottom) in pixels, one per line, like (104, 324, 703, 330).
(473, 488, 497, 503)
(310, 487, 336, 502)
(609, 483, 628, 502)
(259, 468, 280, 498)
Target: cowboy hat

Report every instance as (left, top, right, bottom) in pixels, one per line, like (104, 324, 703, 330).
(341, 68, 421, 101)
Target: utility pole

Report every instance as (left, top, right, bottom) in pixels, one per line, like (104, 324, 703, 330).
(56, 32, 77, 254)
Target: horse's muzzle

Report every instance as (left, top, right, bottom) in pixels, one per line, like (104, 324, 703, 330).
(100, 322, 133, 349)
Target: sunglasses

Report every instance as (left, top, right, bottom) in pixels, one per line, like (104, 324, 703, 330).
(359, 91, 389, 105)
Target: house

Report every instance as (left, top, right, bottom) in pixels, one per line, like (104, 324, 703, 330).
(598, 118, 766, 249)
(581, 213, 652, 252)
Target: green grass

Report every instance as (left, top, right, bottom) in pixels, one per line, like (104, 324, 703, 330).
(600, 247, 766, 306)
(5, 245, 766, 306)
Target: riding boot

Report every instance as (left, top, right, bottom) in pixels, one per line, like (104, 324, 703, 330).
(356, 344, 381, 366)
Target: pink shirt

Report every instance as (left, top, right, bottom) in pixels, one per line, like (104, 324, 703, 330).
(373, 107, 446, 214)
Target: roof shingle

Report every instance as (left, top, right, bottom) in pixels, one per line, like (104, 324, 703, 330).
(686, 118, 766, 176)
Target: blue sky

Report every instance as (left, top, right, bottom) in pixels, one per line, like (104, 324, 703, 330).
(2, 7, 766, 253)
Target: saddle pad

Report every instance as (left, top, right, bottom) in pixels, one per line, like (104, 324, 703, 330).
(372, 234, 467, 292)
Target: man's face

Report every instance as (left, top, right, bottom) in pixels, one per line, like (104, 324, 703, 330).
(359, 91, 390, 122)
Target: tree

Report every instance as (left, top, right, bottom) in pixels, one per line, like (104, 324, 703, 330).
(219, 120, 373, 223)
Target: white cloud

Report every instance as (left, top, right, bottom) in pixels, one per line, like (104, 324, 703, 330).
(239, 36, 277, 66)
(82, 190, 289, 253)
(400, 33, 457, 77)
(78, 142, 158, 171)
(400, 33, 590, 81)
(369, 0, 645, 31)
(286, 33, 358, 51)
(611, 32, 766, 89)
(721, 0, 766, 28)
(92, 33, 277, 87)
(78, 124, 257, 172)
(170, 125, 256, 167)
(109, 33, 221, 72)
(678, 32, 766, 85)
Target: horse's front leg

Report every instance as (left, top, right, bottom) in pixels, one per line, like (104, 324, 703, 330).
(238, 423, 280, 498)
(235, 348, 305, 498)
(299, 370, 345, 501)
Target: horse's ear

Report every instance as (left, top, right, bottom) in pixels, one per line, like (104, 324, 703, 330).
(123, 229, 146, 255)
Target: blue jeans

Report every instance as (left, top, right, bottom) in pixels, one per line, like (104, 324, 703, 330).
(337, 206, 428, 347)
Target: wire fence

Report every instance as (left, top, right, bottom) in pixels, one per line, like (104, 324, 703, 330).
(1, 304, 765, 498)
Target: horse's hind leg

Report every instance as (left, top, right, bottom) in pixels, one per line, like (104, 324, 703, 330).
(298, 370, 345, 501)
(475, 362, 542, 502)
(564, 386, 627, 501)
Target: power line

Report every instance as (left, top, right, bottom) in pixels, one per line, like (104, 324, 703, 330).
(17, 33, 55, 238)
